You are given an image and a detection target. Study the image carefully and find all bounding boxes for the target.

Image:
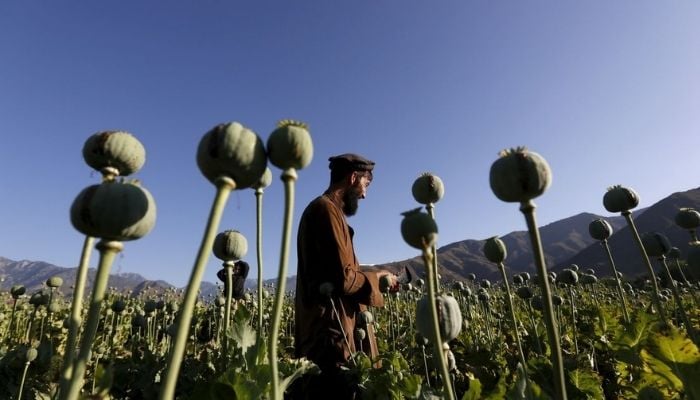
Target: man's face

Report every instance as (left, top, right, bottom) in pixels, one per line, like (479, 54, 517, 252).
(343, 172, 371, 216)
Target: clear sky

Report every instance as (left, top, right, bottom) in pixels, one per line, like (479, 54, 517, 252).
(1, 2, 698, 288)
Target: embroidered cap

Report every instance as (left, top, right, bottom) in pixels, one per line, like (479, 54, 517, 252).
(328, 153, 375, 172)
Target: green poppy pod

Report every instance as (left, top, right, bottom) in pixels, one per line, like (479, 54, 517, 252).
(551, 295, 564, 307)
(111, 299, 126, 313)
(411, 172, 445, 205)
(520, 272, 531, 282)
(513, 275, 524, 285)
(483, 236, 507, 264)
(213, 230, 248, 262)
(196, 122, 268, 188)
(29, 291, 49, 306)
(355, 328, 367, 340)
(467, 273, 476, 282)
(603, 185, 639, 213)
(416, 294, 463, 343)
(675, 208, 700, 230)
(478, 292, 490, 303)
(156, 300, 165, 310)
(668, 247, 681, 259)
(359, 310, 374, 326)
(131, 314, 147, 328)
(489, 147, 552, 203)
(11, 285, 26, 299)
(167, 301, 179, 314)
(400, 208, 438, 249)
(82, 130, 146, 178)
(588, 218, 613, 241)
(379, 275, 393, 293)
(569, 264, 579, 272)
(641, 232, 672, 258)
(70, 180, 156, 241)
(480, 279, 491, 289)
(453, 281, 464, 291)
(556, 269, 579, 285)
(48, 302, 61, 313)
(251, 167, 273, 190)
(585, 268, 596, 275)
(461, 287, 472, 297)
(516, 286, 533, 299)
(46, 276, 63, 288)
(580, 274, 597, 285)
(25, 348, 38, 362)
(144, 300, 157, 314)
(214, 296, 226, 307)
(686, 243, 700, 269)
(266, 120, 313, 170)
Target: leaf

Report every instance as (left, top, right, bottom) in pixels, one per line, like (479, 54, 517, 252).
(645, 327, 700, 398)
(279, 358, 320, 393)
(229, 320, 257, 354)
(93, 361, 114, 397)
(461, 377, 481, 400)
(640, 349, 683, 391)
(567, 368, 604, 400)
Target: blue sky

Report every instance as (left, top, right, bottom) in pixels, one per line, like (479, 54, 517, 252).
(1, 2, 698, 288)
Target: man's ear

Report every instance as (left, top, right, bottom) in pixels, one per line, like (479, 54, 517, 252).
(348, 171, 359, 185)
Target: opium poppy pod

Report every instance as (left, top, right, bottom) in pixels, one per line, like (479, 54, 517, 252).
(46, 276, 63, 288)
(252, 167, 273, 190)
(416, 294, 463, 343)
(82, 130, 146, 178)
(641, 232, 672, 258)
(212, 230, 248, 262)
(11, 285, 26, 298)
(196, 122, 268, 189)
(70, 180, 156, 241)
(412, 172, 445, 205)
(580, 274, 597, 285)
(675, 208, 700, 230)
(603, 185, 639, 213)
(483, 236, 507, 264)
(556, 269, 579, 285)
(489, 147, 552, 203)
(400, 208, 438, 249)
(266, 120, 313, 170)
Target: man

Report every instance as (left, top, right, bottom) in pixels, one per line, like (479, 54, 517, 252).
(289, 153, 398, 399)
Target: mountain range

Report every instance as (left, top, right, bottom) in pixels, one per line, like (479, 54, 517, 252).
(2, 187, 699, 295)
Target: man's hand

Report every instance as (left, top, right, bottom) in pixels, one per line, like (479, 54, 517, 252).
(377, 271, 400, 293)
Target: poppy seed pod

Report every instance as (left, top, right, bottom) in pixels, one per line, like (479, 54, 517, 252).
(196, 122, 268, 188)
(70, 180, 156, 241)
(480, 279, 491, 289)
(641, 232, 672, 258)
(46, 276, 63, 288)
(483, 236, 507, 264)
(400, 208, 438, 250)
(411, 172, 445, 205)
(467, 273, 476, 282)
(489, 147, 552, 203)
(569, 264, 579, 272)
(668, 247, 681, 260)
(11, 285, 26, 299)
(359, 310, 374, 325)
(111, 299, 126, 313)
(551, 295, 564, 307)
(416, 294, 463, 343)
(686, 243, 700, 269)
(556, 269, 579, 285)
(603, 185, 639, 213)
(266, 120, 313, 170)
(355, 328, 367, 340)
(516, 286, 533, 299)
(82, 131, 146, 178)
(213, 230, 248, 262)
(512, 275, 523, 285)
(25, 348, 38, 362)
(251, 167, 273, 190)
(675, 208, 700, 230)
(580, 274, 597, 285)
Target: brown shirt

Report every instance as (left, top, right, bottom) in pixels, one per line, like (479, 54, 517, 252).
(294, 192, 384, 369)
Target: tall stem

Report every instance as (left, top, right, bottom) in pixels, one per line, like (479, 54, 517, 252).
(621, 211, 667, 322)
(223, 261, 234, 361)
(159, 176, 235, 400)
(498, 262, 532, 398)
(600, 240, 630, 324)
(426, 204, 440, 294)
(59, 236, 95, 394)
(255, 188, 265, 332)
(269, 169, 297, 400)
(520, 200, 567, 400)
(659, 257, 697, 342)
(61, 240, 123, 400)
(421, 247, 455, 400)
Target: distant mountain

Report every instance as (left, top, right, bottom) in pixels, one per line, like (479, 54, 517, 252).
(559, 187, 700, 279)
(378, 187, 700, 283)
(3, 187, 698, 293)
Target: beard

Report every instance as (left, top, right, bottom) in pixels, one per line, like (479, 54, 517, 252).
(342, 189, 360, 216)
